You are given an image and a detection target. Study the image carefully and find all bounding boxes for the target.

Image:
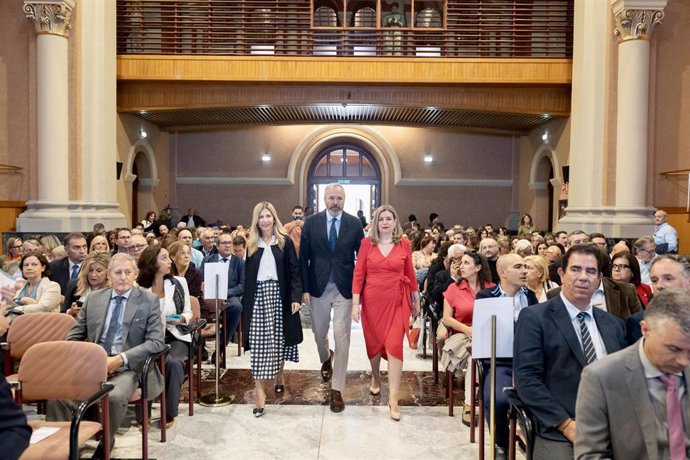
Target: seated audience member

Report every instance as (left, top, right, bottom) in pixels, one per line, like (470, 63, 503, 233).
(610, 251, 652, 308)
(182, 207, 206, 229)
(198, 227, 218, 258)
(177, 228, 204, 268)
(609, 238, 632, 257)
(547, 244, 642, 320)
(653, 209, 678, 254)
(524, 255, 559, 302)
(546, 245, 563, 285)
(567, 230, 589, 247)
(169, 241, 203, 305)
(514, 239, 534, 258)
(633, 235, 657, 286)
(47, 253, 166, 455)
(62, 252, 111, 317)
(137, 245, 192, 428)
(576, 289, 690, 460)
(232, 235, 247, 260)
(431, 244, 466, 307)
(412, 235, 436, 270)
(89, 234, 111, 253)
(113, 228, 132, 254)
(588, 232, 608, 254)
(49, 232, 88, 295)
(536, 241, 549, 258)
(625, 254, 690, 344)
(2, 253, 61, 320)
(514, 244, 627, 460)
(127, 234, 148, 261)
(441, 252, 494, 425)
(141, 210, 157, 232)
(476, 253, 538, 458)
(479, 237, 500, 284)
(424, 241, 452, 296)
(200, 232, 245, 363)
(496, 236, 511, 256)
(553, 230, 568, 249)
(1, 237, 22, 273)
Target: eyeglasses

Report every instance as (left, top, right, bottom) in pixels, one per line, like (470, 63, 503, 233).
(612, 264, 631, 271)
(10, 245, 22, 249)
(638, 247, 656, 254)
(218, 241, 233, 245)
(128, 244, 147, 251)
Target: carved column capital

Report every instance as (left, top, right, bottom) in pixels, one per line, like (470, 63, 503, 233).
(612, 0, 667, 43)
(24, 0, 76, 37)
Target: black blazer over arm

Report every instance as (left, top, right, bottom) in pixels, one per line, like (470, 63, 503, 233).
(49, 257, 70, 295)
(242, 238, 303, 349)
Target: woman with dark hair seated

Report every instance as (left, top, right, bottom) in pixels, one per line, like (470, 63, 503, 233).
(1, 253, 61, 321)
(137, 245, 192, 428)
(610, 251, 653, 308)
(440, 251, 495, 424)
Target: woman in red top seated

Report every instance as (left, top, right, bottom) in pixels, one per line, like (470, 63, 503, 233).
(441, 251, 494, 424)
(610, 251, 653, 308)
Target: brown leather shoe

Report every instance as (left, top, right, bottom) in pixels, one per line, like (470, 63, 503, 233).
(330, 390, 345, 412)
(321, 349, 334, 382)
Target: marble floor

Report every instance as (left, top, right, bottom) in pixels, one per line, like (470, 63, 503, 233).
(31, 318, 523, 459)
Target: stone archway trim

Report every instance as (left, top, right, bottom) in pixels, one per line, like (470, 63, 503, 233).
(124, 138, 159, 187)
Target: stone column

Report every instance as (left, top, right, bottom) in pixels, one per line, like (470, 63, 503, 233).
(18, 0, 125, 232)
(17, 0, 74, 232)
(610, 0, 666, 234)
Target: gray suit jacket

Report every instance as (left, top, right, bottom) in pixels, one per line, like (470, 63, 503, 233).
(68, 287, 166, 396)
(575, 343, 690, 460)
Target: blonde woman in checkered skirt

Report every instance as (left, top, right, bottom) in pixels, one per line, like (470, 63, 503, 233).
(242, 202, 304, 417)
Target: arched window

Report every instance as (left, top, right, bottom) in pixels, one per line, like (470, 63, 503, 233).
(307, 145, 381, 218)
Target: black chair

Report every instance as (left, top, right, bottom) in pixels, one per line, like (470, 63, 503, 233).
(504, 386, 536, 460)
(421, 295, 442, 383)
(469, 359, 486, 460)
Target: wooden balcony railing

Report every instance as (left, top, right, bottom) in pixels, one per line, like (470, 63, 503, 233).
(116, 0, 573, 58)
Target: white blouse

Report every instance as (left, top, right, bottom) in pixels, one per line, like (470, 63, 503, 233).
(151, 276, 193, 342)
(257, 237, 279, 282)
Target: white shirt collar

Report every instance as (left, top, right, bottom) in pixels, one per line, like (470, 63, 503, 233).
(560, 292, 595, 321)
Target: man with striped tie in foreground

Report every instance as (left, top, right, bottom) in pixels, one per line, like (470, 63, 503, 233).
(513, 244, 628, 460)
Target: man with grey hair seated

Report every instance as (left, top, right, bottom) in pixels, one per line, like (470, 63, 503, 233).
(430, 243, 467, 307)
(633, 235, 657, 286)
(576, 288, 690, 460)
(479, 237, 500, 284)
(567, 230, 589, 248)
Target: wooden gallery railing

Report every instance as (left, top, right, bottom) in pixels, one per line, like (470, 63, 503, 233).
(116, 0, 573, 58)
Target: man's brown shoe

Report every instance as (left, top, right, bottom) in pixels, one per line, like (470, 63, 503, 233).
(321, 349, 334, 382)
(330, 390, 345, 412)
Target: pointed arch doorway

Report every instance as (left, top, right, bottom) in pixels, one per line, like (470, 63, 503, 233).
(306, 145, 381, 220)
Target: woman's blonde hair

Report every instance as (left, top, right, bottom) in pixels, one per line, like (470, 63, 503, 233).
(524, 255, 548, 283)
(246, 201, 287, 257)
(368, 204, 403, 245)
(89, 234, 111, 253)
(76, 252, 111, 296)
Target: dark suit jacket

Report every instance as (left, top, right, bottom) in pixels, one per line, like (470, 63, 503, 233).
(200, 253, 245, 300)
(626, 310, 645, 345)
(242, 238, 303, 349)
(431, 269, 452, 306)
(0, 373, 31, 460)
(69, 287, 166, 396)
(476, 284, 539, 306)
(299, 210, 364, 299)
(514, 295, 627, 442)
(61, 278, 79, 313)
(547, 277, 642, 320)
(49, 257, 74, 295)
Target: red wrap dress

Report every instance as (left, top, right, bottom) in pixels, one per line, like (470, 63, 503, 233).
(352, 237, 418, 361)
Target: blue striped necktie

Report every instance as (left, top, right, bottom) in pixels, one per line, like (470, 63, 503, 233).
(577, 312, 597, 364)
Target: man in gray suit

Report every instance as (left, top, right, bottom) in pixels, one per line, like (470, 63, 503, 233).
(300, 183, 364, 412)
(575, 288, 690, 460)
(48, 253, 165, 452)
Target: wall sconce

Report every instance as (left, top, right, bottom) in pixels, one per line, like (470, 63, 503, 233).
(423, 154, 434, 164)
(261, 152, 272, 163)
(542, 132, 549, 142)
(139, 127, 148, 139)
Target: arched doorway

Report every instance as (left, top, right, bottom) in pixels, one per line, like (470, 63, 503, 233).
(306, 145, 381, 219)
(529, 146, 562, 232)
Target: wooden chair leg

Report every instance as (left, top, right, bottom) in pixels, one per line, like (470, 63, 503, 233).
(141, 400, 149, 460)
(509, 413, 517, 460)
(196, 341, 202, 400)
(432, 326, 439, 384)
(470, 360, 477, 443)
(479, 394, 485, 460)
(237, 313, 242, 357)
(188, 344, 194, 416)
(421, 316, 428, 358)
(160, 355, 167, 443)
(447, 370, 454, 417)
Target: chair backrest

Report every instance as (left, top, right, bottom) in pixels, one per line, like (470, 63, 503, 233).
(354, 7, 376, 27)
(314, 6, 337, 27)
(190, 296, 200, 322)
(18, 341, 108, 401)
(7, 312, 76, 359)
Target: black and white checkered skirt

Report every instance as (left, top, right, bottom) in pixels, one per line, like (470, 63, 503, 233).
(248, 279, 299, 380)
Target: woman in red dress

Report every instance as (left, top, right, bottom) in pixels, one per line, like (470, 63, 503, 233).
(352, 205, 420, 421)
